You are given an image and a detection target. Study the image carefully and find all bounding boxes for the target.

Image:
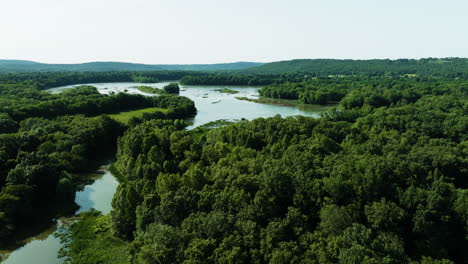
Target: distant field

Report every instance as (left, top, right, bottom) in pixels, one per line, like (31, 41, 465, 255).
(109, 107, 167, 124)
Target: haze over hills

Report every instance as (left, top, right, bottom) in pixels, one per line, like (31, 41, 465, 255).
(0, 60, 263, 73)
(1, 58, 468, 77)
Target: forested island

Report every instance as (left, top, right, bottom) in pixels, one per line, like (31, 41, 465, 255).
(0, 59, 467, 264)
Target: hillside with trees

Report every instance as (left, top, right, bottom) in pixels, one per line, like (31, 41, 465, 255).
(258, 76, 468, 105)
(245, 58, 468, 78)
(0, 60, 262, 73)
(179, 58, 468, 86)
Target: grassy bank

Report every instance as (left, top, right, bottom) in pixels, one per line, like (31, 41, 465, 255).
(59, 211, 129, 264)
(135, 86, 166, 94)
(235, 96, 334, 111)
(214, 88, 239, 94)
(109, 107, 167, 124)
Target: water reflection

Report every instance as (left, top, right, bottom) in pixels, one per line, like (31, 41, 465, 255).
(0, 165, 118, 264)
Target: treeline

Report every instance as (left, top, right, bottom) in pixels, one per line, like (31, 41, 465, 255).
(0, 84, 195, 122)
(245, 58, 468, 78)
(179, 58, 468, 86)
(0, 78, 197, 245)
(106, 79, 467, 263)
(0, 71, 201, 90)
(180, 73, 307, 86)
(258, 76, 468, 105)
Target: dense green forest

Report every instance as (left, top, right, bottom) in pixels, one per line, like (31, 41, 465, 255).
(0, 71, 201, 90)
(245, 58, 468, 77)
(0, 75, 196, 246)
(66, 76, 467, 264)
(2, 58, 467, 78)
(180, 73, 307, 86)
(0, 65, 467, 263)
(180, 58, 468, 86)
(258, 76, 468, 105)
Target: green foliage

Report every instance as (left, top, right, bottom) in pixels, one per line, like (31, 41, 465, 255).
(0, 113, 18, 133)
(0, 74, 197, 244)
(180, 73, 306, 86)
(108, 78, 467, 263)
(109, 107, 168, 125)
(136, 86, 166, 94)
(163, 83, 180, 94)
(215, 88, 239, 94)
(131, 75, 159, 83)
(258, 76, 468, 106)
(60, 211, 130, 264)
(245, 58, 468, 78)
(0, 115, 126, 243)
(0, 71, 192, 89)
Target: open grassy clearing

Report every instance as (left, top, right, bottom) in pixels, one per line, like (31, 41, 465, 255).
(109, 107, 167, 124)
(214, 88, 239, 94)
(135, 86, 166, 94)
(58, 211, 130, 264)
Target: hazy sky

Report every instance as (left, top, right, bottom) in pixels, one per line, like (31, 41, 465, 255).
(0, 0, 467, 64)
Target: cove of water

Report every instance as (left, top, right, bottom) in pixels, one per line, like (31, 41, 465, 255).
(0, 165, 118, 264)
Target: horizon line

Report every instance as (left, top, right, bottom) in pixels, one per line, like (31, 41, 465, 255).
(1, 57, 467, 66)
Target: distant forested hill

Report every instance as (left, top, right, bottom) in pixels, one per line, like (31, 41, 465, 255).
(3, 58, 468, 77)
(245, 58, 468, 77)
(0, 60, 262, 72)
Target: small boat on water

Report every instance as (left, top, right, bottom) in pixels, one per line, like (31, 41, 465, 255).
(211, 100, 221, 104)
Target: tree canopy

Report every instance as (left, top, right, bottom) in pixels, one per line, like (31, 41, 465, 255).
(108, 76, 467, 263)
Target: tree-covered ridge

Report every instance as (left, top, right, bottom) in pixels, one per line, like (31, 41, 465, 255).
(179, 59, 468, 86)
(108, 85, 467, 263)
(246, 58, 468, 77)
(258, 76, 468, 105)
(0, 60, 262, 73)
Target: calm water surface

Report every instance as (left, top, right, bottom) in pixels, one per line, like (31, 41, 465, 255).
(47, 82, 327, 128)
(2, 82, 328, 263)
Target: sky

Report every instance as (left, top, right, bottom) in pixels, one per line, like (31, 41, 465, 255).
(0, 0, 467, 64)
